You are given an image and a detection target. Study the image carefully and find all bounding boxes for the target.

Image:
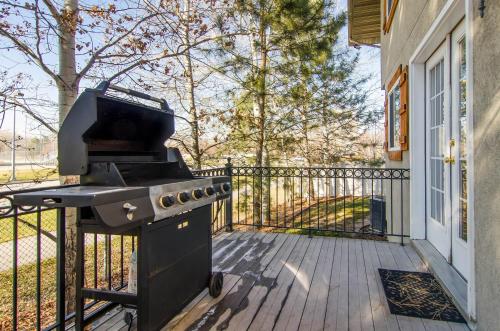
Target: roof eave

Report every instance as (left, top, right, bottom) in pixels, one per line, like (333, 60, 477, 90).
(348, 0, 381, 46)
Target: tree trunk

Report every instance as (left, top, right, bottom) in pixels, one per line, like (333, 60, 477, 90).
(301, 108, 315, 199)
(251, 13, 268, 226)
(58, 0, 79, 124)
(58, 0, 80, 315)
(254, 26, 267, 169)
(183, 0, 202, 169)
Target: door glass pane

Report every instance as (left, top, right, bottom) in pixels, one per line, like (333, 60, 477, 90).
(458, 38, 468, 241)
(430, 59, 445, 225)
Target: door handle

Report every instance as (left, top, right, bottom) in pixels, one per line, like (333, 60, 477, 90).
(444, 139, 456, 165)
(444, 156, 456, 165)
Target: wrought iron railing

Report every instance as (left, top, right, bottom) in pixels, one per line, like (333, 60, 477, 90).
(0, 186, 139, 330)
(193, 165, 232, 234)
(196, 160, 410, 241)
(1, 162, 409, 329)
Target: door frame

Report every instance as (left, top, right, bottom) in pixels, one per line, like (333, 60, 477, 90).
(450, 19, 469, 279)
(408, 0, 476, 319)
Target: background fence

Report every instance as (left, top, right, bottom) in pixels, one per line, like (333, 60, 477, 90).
(1, 163, 409, 330)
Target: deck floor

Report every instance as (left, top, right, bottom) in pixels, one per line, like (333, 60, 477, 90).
(93, 231, 469, 331)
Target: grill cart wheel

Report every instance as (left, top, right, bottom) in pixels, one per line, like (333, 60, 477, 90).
(209, 272, 223, 297)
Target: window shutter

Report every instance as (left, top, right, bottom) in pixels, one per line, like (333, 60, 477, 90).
(399, 65, 409, 151)
(384, 95, 388, 152)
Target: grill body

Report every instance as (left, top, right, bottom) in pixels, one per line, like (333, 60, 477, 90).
(13, 82, 229, 330)
(137, 206, 212, 330)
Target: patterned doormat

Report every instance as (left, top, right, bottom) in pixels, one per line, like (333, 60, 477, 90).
(378, 269, 466, 323)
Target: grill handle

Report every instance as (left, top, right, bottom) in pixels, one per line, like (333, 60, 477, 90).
(95, 81, 171, 111)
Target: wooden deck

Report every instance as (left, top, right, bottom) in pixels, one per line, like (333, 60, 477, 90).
(93, 232, 469, 331)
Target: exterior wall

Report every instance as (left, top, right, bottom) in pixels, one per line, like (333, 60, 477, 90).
(380, 1, 447, 239)
(381, 0, 447, 168)
(379, 0, 500, 329)
(471, 1, 500, 330)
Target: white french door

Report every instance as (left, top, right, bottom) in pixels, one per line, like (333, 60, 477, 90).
(425, 20, 469, 280)
(426, 42, 451, 260)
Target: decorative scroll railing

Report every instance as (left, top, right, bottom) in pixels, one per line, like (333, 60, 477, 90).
(195, 162, 410, 240)
(1, 163, 409, 330)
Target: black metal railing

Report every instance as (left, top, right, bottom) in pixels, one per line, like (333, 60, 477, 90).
(197, 160, 410, 242)
(0, 186, 138, 330)
(1, 162, 409, 329)
(193, 162, 233, 234)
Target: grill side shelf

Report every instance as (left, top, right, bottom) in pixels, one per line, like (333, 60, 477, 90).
(12, 186, 149, 207)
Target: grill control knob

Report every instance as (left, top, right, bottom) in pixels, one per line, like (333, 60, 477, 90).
(159, 195, 175, 208)
(220, 182, 231, 193)
(204, 186, 215, 196)
(192, 189, 204, 200)
(177, 192, 190, 204)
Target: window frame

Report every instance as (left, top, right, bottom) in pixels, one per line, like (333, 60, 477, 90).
(385, 65, 406, 161)
(387, 79, 401, 152)
(383, 0, 399, 33)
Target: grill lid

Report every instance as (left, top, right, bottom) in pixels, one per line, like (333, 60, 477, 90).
(59, 82, 175, 176)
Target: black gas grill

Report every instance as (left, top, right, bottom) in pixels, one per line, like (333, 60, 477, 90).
(13, 82, 230, 330)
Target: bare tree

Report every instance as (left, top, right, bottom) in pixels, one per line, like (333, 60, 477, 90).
(166, 0, 232, 169)
(0, 0, 233, 314)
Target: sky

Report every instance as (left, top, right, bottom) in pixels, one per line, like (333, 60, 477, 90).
(0, 0, 384, 137)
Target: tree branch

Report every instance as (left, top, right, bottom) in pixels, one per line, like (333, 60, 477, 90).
(0, 93, 57, 134)
(78, 13, 158, 78)
(0, 28, 59, 82)
(41, 0, 61, 24)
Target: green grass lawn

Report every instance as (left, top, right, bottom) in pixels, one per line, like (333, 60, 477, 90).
(0, 168, 58, 184)
(236, 196, 372, 232)
(0, 209, 57, 244)
(289, 196, 371, 230)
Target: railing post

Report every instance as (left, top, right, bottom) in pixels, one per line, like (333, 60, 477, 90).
(225, 157, 233, 232)
(400, 175, 404, 246)
(56, 207, 66, 330)
(75, 208, 85, 331)
(12, 206, 18, 331)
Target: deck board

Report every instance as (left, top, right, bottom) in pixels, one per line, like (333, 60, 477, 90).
(91, 232, 470, 331)
(298, 237, 336, 331)
(226, 233, 299, 330)
(248, 235, 311, 330)
(324, 237, 349, 331)
(273, 236, 323, 330)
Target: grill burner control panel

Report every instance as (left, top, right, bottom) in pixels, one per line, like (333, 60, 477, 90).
(149, 178, 230, 222)
(161, 183, 228, 208)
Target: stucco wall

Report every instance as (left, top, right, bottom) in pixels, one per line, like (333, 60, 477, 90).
(377, 1, 500, 328)
(381, 0, 447, 168)
(471, 1, 500, 330)
(380, 1, 448, 240)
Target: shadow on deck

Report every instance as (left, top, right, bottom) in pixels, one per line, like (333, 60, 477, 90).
(92, 231, 468, 331)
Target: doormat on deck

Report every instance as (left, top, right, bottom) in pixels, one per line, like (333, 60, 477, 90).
(378, 268, 466, 323)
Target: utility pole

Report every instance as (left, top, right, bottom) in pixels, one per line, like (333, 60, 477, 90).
(10, 104, 16, 181)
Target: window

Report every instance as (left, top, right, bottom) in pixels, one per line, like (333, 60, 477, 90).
(386, 0, 393, 17)
(385, 65, 409, 161)
(384, 0, 399, 33)
(388, 83, 401, 150)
